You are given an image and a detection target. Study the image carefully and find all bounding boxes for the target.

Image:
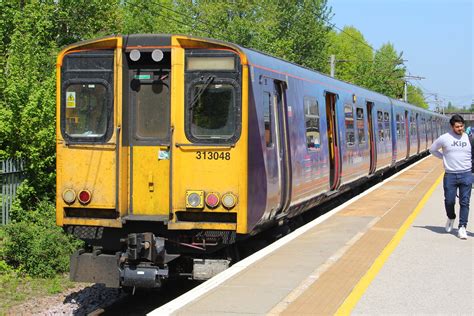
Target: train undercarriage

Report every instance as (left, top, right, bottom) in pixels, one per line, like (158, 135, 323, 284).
(68, 225, 238, 289)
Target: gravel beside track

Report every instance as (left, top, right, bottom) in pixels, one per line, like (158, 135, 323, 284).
(8, 284, 126, 315)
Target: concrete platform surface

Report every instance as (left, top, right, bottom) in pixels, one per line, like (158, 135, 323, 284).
(353, 179, 474, 315)
(150, 156, 473, 315)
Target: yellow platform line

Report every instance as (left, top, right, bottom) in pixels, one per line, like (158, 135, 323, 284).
(335, 172, 444, 315)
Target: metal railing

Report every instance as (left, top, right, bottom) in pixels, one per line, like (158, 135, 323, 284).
(1, 159, 25, 225)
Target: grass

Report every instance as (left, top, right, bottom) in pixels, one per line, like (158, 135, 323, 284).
(0, 271, 77, 315)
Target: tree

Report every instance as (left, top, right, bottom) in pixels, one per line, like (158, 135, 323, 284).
(324, 26, 374, 86)
(407, 85, 428, 109)
(1, 0, 122, 204)
(172, 0, 332, 71)
(368, 43, 406, 99)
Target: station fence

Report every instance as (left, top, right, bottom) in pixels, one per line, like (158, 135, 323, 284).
(1, 159, 25, 225)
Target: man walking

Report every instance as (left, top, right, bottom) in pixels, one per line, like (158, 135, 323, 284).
(430, 114, 471, 239)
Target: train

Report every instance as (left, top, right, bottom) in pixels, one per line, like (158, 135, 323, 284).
(56, 34, 448, 289)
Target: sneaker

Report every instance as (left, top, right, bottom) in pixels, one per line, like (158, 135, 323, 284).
(445, 219, 455, 233)
(458, 226, 468, 239)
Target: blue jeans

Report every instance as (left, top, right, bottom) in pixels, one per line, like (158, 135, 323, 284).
(443, 171, 472, 228)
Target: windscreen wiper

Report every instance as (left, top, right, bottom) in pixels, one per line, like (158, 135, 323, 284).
(189, 75, 215, 110)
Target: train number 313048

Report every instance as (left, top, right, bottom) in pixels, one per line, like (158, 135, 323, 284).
(196, 151, 231, 160)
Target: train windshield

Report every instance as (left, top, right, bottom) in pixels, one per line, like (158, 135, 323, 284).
(185, 50, 241, 144)
(60, 50, 114, 143)
(64, 83, 108, 137)
(190, 80, 237, 139)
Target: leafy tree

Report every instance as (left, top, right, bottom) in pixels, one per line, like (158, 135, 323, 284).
(368, 43, 406, 99)
(121, 0, 184, 34)
(325, 26, 374, 86)
(174, 0, 332, 71)
(407, 85, 428, 109)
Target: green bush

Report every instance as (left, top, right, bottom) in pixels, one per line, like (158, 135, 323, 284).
(0, 198, 83, 278)
(1, 221, 81, 278)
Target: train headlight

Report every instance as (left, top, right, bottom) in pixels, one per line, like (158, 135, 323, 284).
(129, 49, 141, 61)
(62, 189, 76, 204)
(222, 192, 237, 209)
(78, 190, 92, 205)
(186, 190, 204, 209)
(152, 49, 164, 62)
(205, 192, 220, 209)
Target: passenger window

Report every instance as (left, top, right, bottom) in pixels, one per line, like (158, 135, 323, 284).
(377, 111, 384, 141)
(384, 112, 391, 141)
(344, 104, 355, 147)
(356, 107, 365, 144)
(396, 114, 405, 139)
(410, 115, 416, 136)
(263, 92, 272, 147)
(304, 96, 320, 151)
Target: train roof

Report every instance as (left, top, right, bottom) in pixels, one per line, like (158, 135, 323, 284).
(239, 46, 442, 117)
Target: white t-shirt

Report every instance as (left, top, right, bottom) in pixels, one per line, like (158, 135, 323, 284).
(429, 131, 471, 173)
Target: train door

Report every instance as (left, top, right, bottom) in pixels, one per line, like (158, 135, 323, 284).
(405, 110, 410, 158)
(416, 113, 420, 153)
(129, 67, 171, 218)
(325, 92, 341, 191)
(366, 101, 376, 174)
(261, 78, 291, 218)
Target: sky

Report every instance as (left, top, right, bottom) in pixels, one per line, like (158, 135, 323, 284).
(327, 0, 473, 110)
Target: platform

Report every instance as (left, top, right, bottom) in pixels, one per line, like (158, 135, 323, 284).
(150, 156, 474, 315)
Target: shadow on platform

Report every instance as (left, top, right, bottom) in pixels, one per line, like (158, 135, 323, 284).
(413, 225, 474, 237)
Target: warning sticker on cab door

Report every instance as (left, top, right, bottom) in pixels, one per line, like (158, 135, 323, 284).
(66, 92, 76, 108)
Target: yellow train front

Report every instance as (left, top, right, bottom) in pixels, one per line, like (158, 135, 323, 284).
(56, 35, 249, 288)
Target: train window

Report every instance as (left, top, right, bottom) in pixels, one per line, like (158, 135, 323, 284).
(61, 50, 114, 143)
(345, 104, 355, 146)
(377, 111, 384, 141)
(304, 96, 320, 151)
(263, 92, 272, 147)
(356, 107, 365, 144)
(64, 83, 109, 138)
(134, 82, 170, 139)
(396, 114, 405, 139)
(189, 80, 237, 140)
(384, 112, 391, 141)
(410, 116, 416, 136)
(377, 111, 383, 122)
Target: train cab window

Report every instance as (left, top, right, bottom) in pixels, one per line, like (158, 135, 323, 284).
(185, 50, 241, 143)
(263, 92, 272, 147)
(64, 83, 109, 137)
(190, 81, 237, 139)
(344, 104, 355, 146)
(61, 50, 114, 143)
(356, 107, 365, 144)
(304, 96, 320, 151)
